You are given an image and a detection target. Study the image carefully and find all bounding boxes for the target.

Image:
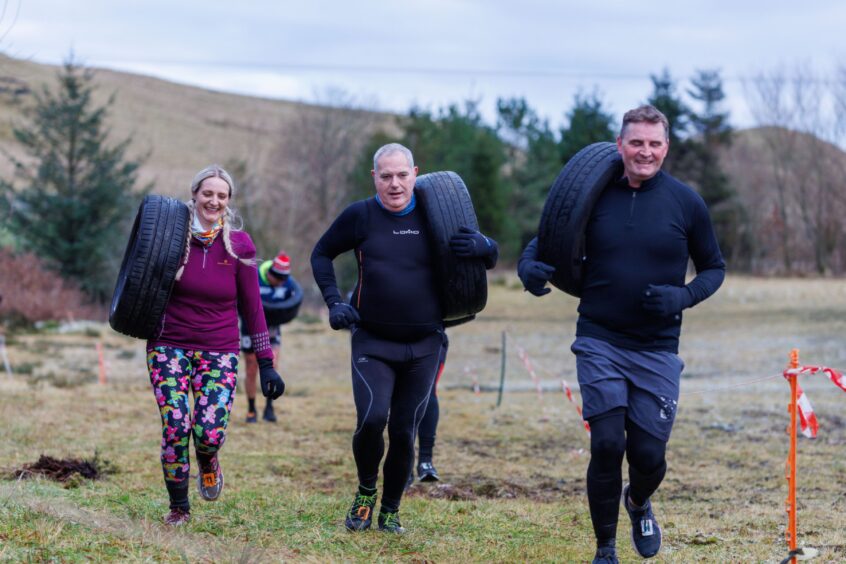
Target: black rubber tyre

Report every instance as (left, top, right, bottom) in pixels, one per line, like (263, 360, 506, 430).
(262, 276, 303, 326)
(537, 142, 622, 297)
(109, 195, 190, 339)
(415, 171, 487, 321)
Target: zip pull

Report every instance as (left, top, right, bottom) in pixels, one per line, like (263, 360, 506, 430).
(627, 191, 637, 225)
(202, 247, 208, 269)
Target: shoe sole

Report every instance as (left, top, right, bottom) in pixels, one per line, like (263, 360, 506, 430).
(419, 474, 440, 482)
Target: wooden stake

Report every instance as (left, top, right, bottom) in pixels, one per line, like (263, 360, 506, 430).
(0, 335, 12, 377)
(496, 331, 506, 408)
(96, 342, 107, 385)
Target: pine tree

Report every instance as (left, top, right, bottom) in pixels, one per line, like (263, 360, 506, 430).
(0, 58, 148, 302)
(558, 90, 616, 164)
(686, 70, 734, 207)
(497, 97, 560, 249)
(686, 69, 749, 266)
(647, 68, 692, 176)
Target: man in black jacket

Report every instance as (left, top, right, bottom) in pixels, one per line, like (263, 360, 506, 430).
(518, 105, 725, 563)
(311, 143, 498, 534)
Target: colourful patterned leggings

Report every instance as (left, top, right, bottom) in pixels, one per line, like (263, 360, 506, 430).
(147, 346, 238, 483)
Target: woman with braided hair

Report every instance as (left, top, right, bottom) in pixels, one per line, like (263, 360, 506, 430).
(146, 164, 285, 526)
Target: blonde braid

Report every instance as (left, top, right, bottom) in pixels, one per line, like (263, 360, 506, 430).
(174, 200, 195, 281)
(221, 207, 255, 267)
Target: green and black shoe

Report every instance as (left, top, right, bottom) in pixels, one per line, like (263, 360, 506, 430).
(378, 510, 406, 534)
(344, 490, 377, 531)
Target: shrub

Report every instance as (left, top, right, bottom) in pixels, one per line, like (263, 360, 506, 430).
(0, 247, 105, 327)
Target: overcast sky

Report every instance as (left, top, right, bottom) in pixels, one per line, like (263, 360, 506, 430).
(4, 0, 846, 131)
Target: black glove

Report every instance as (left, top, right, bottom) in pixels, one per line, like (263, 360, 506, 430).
(641, 284, 691, 317)
(257, 357, 285, 399)
(328, 302, 360, 330)
(449, 226, 494, 258)
(518, 259, 556, 297)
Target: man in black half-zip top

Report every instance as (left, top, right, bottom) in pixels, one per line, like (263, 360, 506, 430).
(519, 105, 725, 563)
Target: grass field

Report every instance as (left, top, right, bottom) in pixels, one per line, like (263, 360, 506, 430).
(2, 275, 846, 562)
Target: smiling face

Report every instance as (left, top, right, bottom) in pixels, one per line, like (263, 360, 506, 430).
(193, 176, 230, 229)
(617, 121, 669, 187)
(372, 151, 418, 212)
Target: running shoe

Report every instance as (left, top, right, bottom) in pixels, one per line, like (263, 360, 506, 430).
(592, 544, 619, 564)
(345, 491, 377, 531)
(164, 507, 191, 526)
(197, 454, 224, 501)
(378, 510, 406, 534)
(622, 484, 662, 558)
(417, 461, 440, 482)
(263, 402, 277, 423)
(245, 411, 258, 423)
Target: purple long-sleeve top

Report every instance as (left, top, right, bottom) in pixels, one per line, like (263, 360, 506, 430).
(147, 230, 273, 360)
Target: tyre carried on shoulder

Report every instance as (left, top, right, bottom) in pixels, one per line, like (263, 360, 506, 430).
(109, 195, 190, 339)
(415, 171, 487, 322)
(262, 276, 304, 326)
(537, 142, 622, 297)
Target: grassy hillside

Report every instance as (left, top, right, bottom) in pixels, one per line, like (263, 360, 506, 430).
(0, 55, 395, 196)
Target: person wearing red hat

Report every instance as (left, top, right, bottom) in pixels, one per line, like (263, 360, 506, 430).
(239, 251, 296, 423)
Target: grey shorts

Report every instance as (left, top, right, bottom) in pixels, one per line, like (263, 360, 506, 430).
(572, 336, 684, 442)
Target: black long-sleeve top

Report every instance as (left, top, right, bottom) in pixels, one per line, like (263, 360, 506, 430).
(522, 170, 725, 353)
(311, 197, 444, 342)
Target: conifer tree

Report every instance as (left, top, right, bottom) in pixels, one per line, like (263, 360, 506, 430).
(1, 58, 148, 302)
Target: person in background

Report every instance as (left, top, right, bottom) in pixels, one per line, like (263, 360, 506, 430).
(409, 342, 448, 483)
(519, 105, 725, 563)
(146, 164, 284, 526)
(240, 251, 295, 423)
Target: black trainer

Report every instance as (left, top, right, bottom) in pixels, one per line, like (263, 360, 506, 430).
(592, 543, 619, 564)
(377, 510, 406, 534)
(344, 491, 377, 531)
(622, 484, 662, 558)
(263, 401, 277, 423)
(417, 461, 440, 482)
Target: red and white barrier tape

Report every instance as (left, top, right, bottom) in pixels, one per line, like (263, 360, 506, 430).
(510, 336, 589, 436)
(464, 365, 480, 395)
(515, 344, 544, 400)
(783, 365, 846, 438)
(562, 379, 591, 435)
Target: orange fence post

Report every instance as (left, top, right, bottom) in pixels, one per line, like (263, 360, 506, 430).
(96, 342, 107, 385)
(784, 348, 799, 563)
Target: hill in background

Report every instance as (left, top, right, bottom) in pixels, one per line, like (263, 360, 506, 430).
(0, 54, 395, 198)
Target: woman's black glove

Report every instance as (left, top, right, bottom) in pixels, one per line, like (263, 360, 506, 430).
(258, 357, 285, 399)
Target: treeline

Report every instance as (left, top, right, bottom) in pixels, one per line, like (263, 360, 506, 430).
(3, 60, 846, 324)
(349, 68, 740, 262)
